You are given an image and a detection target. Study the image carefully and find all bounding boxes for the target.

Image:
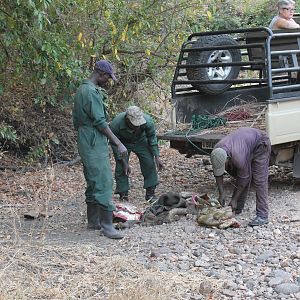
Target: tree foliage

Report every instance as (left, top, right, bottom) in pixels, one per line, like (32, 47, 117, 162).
(0, 0, 277, 100)
(188, 0, 277, 32)
(0, 0, 277, 161)
(1, 0, 203, 104)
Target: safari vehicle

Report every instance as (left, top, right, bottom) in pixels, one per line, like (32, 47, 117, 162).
(158, 26, 300, 177)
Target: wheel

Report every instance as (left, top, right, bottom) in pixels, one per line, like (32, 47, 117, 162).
(186, 35, 241, 95)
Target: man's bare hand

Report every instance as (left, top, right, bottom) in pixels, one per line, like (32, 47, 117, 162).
(123, 164, 131, 176)
(228, 198, 237, 211)
(117, 143, 128, 158)
(218, 193, 227, 206)
(155, 156, 164, 171)
(121, 159, 131, 176)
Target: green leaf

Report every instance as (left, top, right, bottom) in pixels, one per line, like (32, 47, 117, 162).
(51, 138, 60, 145)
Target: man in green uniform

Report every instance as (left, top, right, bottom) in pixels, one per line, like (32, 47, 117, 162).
(73, 60, 127, 239)
(110, 106, 164, 202)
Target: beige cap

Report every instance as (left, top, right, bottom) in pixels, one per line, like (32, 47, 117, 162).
(211, 148, 227, 176)
(126, 106, 146, 126)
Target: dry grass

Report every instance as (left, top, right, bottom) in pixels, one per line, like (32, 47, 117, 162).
(1, 145, 296, 300)
(0, 244, 221, 300)
(0, 155, 223, 300)
(173, 101, 267, 135)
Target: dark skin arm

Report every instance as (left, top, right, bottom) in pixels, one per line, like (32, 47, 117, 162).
(154, 156, 164, 171)
(215, 175, 226, 206)
(121, 158, 131, 176)
(216, 175, 245, 211)
(89, 71, 127, 157)
(118, 151, 162, 178)
(228, 185, 245, 211)
(215, 156, 248, 212)
(120, 154, 162, 177)
(99, 127, 128, 157)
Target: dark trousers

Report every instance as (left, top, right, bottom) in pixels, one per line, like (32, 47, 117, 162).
(252, 136, 271, 219)
(114, 139, 158, 194)
(232, 135, 271, 219)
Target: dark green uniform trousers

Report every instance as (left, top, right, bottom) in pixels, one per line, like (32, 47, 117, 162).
(114, 139, 158, 194)
(78, 126, 115, 211)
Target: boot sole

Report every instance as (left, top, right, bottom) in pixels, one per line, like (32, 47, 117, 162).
(102, 232, 124, 239)
(87, 226, 102, 230)
(248, 221, 268, 227)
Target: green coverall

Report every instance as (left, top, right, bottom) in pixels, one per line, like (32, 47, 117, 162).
(110, 112, 160, 194)
(73, 79, 115, 211)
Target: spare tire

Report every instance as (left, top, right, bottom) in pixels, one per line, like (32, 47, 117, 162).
(186, 35, 241, 95)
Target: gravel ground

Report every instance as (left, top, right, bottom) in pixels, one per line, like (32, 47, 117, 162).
(0, 147, 300, 299)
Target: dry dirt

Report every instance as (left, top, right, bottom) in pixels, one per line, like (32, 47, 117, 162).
(0, 146, 300, 300)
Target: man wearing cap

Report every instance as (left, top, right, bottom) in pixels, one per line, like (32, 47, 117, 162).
(73, 60, 127, 239)
(210, 127, 271, 226)
(110, 106, 164, 202)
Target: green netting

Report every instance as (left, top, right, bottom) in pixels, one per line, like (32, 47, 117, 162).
(168, 114, 227, 135)
(191, 115, 227, 130)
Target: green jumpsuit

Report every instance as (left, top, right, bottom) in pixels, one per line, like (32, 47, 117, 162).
(110, 112, 160, 194)
(73, 79, 115, 211)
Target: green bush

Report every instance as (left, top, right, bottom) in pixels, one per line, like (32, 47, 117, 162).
(0, 0, 286, 162)
(188, 0, 277, 32)
(0, 123, 17, 142)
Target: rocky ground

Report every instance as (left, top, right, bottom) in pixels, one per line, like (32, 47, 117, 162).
(0, 146, 300, 299)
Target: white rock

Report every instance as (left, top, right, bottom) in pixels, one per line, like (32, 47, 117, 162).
(275, 283, 300, 295)
(201, 253, 210, 262)
(273, 228, 282, 236)
(269, 277, 284, 287)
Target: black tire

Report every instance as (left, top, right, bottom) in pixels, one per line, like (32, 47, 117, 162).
(186, 35, 241, 95)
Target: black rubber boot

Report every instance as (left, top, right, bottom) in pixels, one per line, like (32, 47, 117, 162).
(87, 203, 101, 230)
(145, 187, 158, 203)
(119, 191, 129, 201)
(99, 209, 123, 239)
